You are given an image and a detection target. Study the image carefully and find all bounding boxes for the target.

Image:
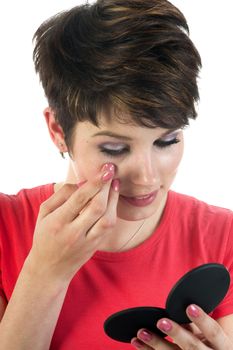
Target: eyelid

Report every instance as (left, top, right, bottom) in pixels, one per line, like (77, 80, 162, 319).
(98, 130, 182, 150)
(99, 142, 127, 150)
(160, 130, 181, 141)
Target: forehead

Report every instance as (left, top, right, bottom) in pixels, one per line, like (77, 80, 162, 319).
(77, 106, 152, 133)
(73, 118, 177, 142)
(72, 105, 180, 142)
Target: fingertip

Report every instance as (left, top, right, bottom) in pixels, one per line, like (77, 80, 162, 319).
(131, 337, 144, 348)
(187, 304, 201, 318)
(101, 163, 116, 172)
(157, 318, 173, 332)
(111, 178, 120, 192)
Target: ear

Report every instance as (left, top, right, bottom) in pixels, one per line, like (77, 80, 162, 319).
(43, 107, 68, 153)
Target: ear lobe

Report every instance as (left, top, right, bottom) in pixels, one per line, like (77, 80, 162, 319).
(43, 107, 68, 152)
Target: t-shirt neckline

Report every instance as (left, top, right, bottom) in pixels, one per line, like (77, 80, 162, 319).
(93, 190, 175, 262)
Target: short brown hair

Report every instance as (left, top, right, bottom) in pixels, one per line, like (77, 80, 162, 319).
(33, 0, 202, 150)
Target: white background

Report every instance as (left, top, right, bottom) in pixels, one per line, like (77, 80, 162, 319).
(0, 1, 232, 209)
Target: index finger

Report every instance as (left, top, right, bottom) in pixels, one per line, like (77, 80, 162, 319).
(53, 163, 116, 222)
(39, 163, 115, 220)
(134, 328, 179, 350)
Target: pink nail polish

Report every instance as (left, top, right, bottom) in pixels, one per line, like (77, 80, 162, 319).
(101, 163, 115, 172)
(131, 339, 144, 348)
(102, 171, 114, 182)
(138, 329, 153, 341)
(111, 179, 120, 192)
(157, 319, 173, 332)
(187, 304, 200, 318)
(101, 163, 115, 182)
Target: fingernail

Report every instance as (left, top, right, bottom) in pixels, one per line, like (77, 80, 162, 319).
(187, 304, 200, 318)
(138, 329, 153, 341)
(102, 171, 114, 182)
(157, 319, 173, 332)
(131, 338, 144, 348)
(101, 163, 115, 182)
(111, 179, 120, 192)
(101, 163, 115, 173)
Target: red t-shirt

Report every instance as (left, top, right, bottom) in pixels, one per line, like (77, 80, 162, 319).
(0, 184, 233, 349)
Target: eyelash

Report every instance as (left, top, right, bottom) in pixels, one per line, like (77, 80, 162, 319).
(99, 137, 180, 157)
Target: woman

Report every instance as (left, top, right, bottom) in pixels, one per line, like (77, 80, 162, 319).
(0, 0, 232, 349)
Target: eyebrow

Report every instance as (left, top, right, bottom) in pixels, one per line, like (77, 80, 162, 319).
(92, 129, 178, 141)
(92, 131, 132, 140)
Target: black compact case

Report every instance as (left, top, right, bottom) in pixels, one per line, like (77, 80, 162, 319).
(104, 263, 230, 343)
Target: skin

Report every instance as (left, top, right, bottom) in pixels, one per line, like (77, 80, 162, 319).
(0, 107, 232, 349)
(131, 306, 233, 349)
(45, 107, 184, 251)
(46, 107, 233, 348)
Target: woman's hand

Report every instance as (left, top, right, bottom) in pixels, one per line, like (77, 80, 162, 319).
(26, 163, 119, 283)
(131, 304, 233, 349)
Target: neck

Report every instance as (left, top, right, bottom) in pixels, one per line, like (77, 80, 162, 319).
(98, 194, 167, 252)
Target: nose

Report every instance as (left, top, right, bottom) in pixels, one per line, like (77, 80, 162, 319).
(129, 153, 159, 187)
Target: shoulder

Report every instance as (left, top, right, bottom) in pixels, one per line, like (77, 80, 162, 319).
(0, 184, 54, 228)
(0, 183, 54, 205)
(168, 190, 233, 256)
(170, 190, 233, 228)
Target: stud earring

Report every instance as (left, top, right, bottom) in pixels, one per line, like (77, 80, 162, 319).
(60, 151, 65, 159)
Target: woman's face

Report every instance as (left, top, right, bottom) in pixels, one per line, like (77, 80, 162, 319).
(69, 115, 184, 221)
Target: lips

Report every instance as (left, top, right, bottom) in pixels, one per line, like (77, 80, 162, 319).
(120, 190, 159, 207)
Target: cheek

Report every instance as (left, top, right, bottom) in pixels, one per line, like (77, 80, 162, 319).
(72, 148, 109, 181)
(159, 142, 184, 177)
(74, 157, 99, 181)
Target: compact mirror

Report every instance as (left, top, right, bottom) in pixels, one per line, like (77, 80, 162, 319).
(104, 307, 168, 343)
(166, 263, 230, 323)
(104, 263, 230, 343)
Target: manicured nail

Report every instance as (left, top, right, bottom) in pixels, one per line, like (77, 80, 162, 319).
(102, 171, 115, 182)
(157, 319, 173, 332)
(138, 329, 153, 341)
(101, 163, 115, 172)
(131, 338, 144, 348)
(101, 163, 115, 182)
(111, 179, 120, 192)
(187, 304, 200, 318)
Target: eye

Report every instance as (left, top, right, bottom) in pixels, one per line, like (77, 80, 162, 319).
(99, 145, 129, 157)
(154, 137, 180, 148)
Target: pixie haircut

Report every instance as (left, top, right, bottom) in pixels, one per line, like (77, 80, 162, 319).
(33, 0, 202, 150)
